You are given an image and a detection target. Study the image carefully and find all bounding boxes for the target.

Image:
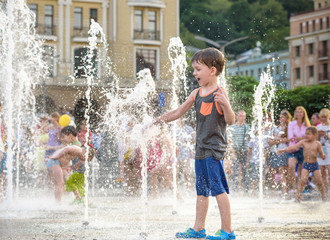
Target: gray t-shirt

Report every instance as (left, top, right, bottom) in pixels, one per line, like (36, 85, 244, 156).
(194, 87, 227, 160)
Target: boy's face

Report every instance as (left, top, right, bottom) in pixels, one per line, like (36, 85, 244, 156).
(305, 130, 316, 141)
(61, 134, 72, 144)
(192, 61, 215, 86)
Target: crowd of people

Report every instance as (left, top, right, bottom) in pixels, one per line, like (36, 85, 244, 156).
(226, 107, 329, 201)
(0, 103, 329, 203)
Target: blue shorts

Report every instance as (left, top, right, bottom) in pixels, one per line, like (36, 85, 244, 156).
(195, 157, 229, 197)
(288, 148, 304, 164)
(303, 162, 320, 172)
(47, 159, 60, 171)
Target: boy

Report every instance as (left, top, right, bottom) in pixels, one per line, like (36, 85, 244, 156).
(60, 126, 81, 146)
(154, 48, 235, 240)
(49, 145, 95, 203)
(278, 126, 327, 202)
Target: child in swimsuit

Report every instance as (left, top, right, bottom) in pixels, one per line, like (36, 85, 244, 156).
(278, 126, 327, 202)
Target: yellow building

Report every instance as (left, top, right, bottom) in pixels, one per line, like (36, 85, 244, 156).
(26, 0, 179, 113)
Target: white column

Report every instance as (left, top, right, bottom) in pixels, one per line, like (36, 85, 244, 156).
(160, 9, 163, 41)
(65, 0, 72, 63)
(113, 0, 117, 41)
(130, 6, 133, 41)
(102, 1, 109, 36)
(58, 0, 64, 60)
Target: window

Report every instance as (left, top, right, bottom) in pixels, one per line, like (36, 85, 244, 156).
(240, 71, 243, 75)
(250, 70, 254, 76)
(296, 46, 300, 57)
(90, 8, 98, 23)
(275, 65, 279, 75)
(136, 49, 157, 78)
(270, 67, 273, 75)
(148, 11, 157, 40)
(258, 68, 261, 76)
(318, 3, 321, 8)
(29, 4, 38, 25)
(327, 17, 330, 29)
(263, 67, 267, 73)
(283, 63, 287, 74)
(74, 7, 83, 30)
(45, 5, 53, 35)
(295, 68, 301, 79)
(300, 23, 303, 33)
(74, 48, 98, 78)
(134, 10, 143, 32)
(313, 20, 316, 31)
(306, 21, 309, 32)
(320, 18, 323, 30)
(245, 70, 248, 76)
(42, 45, 55, 77)
(322, 40, 328, 57)
(309, 66, 314, 77)
(309, 43, 313, 54)
(323, 63, 328, 79)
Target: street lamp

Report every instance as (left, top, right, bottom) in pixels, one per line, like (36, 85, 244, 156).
(194, 35, 249, 54)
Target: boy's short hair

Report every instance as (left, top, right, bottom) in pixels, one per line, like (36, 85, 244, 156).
(191, 48, 226, 76)
(61, 126, 77, 137)
(306, 126, 318, 135)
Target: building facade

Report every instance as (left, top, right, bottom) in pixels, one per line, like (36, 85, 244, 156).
(285, 0, 330, 88)
(25, 0, 179, 112)
(226, 44, 290, 89)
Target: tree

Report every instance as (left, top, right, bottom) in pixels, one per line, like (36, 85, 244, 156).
(227, 75, 259, 121)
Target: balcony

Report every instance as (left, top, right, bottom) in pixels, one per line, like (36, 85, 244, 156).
(127, 0, 165, 8)
(35, 24, 57, 40)
(73, 27, 90, 38)
(318, 49, 329, 60)
(319, 72, 329, 82)
(134, 30, 160, 44)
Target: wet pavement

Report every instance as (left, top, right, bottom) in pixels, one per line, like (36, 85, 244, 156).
(0, 189, 329, 240)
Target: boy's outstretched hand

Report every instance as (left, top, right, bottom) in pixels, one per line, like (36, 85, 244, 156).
(213, 87, 230, 107)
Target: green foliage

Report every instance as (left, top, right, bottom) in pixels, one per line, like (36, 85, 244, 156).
(180, 23, 207, 49)
(180, 0, 313, 55)
(275, 85, 330, 118)
(227, 75, 259, 120)
(227, 75, 329, 122)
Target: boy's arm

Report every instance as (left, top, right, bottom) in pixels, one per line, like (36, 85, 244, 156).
(278, 140, 305, 154)
(214, 88, 235, 125)
(50, 146, 83, 160)
(317, 141, 326, 160)
(154, 89, 197, 124)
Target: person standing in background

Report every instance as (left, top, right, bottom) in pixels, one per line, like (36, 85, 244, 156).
(229, 110, 250, 191)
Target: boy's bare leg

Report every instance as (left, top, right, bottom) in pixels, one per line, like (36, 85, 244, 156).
(73, 190, 81, 199)
(288, 158, 297, 191)
(297, 169, 309, 202)
(215, 192, 232, 233)
(279, 166, 288, 195)
(320, 166, 328, 193)
(313, 170, 326, 200)
(193, 195, 209, 231)
(49, 165, 64, 202)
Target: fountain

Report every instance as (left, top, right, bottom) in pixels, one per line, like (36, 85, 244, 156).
(0, 0, 46, 205)
(0, 1, 329, 240)
(250, 67, 276, 223)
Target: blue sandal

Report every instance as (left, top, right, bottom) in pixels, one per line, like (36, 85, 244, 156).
(206, 229, 236, 240)
(175, 228, 207, 238)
